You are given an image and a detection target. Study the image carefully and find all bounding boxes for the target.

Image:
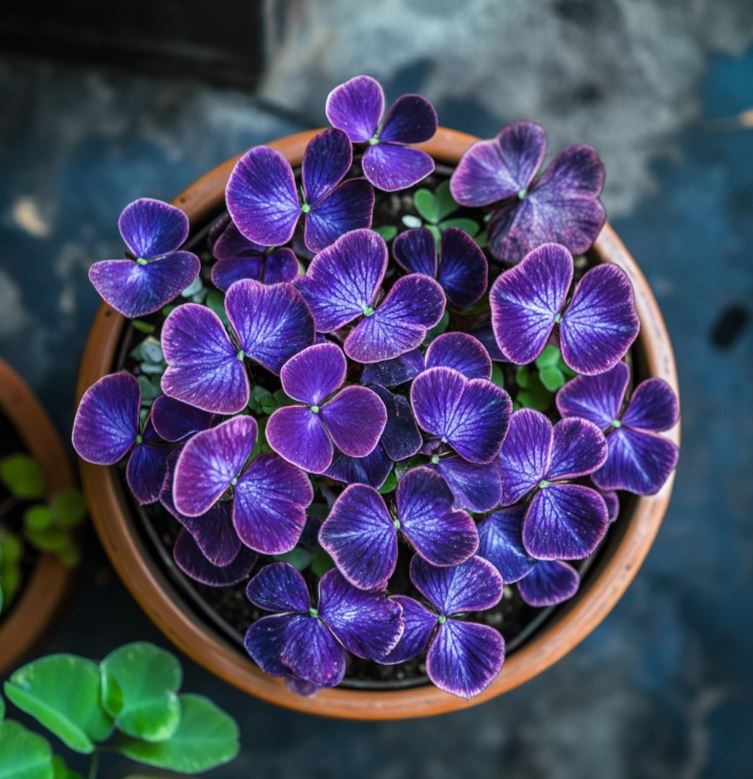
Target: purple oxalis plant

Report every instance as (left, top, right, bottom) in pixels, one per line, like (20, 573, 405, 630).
(73, 74, 679, 701)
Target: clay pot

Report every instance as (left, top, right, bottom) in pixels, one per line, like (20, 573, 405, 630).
(76, 128, 680, 719)
(0, 360, 77, 673)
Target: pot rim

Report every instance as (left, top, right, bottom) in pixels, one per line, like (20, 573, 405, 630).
(0, 360, 77, 673)
(76, 127, 680, 720)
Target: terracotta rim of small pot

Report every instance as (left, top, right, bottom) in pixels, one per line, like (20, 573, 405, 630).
(77, 127, 680, 720)
(0, 360, 77, 673)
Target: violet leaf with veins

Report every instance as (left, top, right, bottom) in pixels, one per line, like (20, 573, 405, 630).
(498, 409, 609, 560)
(150, 394, 215, 443)
(326, 75, 437, 191)
(410, 367, 512, 464)
(72, 371, 171, 504)
(225, 130, 374, 252)
(381, 556, 504, 698)
(370, 385, 422, 462)
(89, 198, 200, 318)
(324, 445, 393, 489)
(266, 342, 387, 473)
(295, 229, 445, 363)
(393, 226, 488, 307)
(429, 455, 502, 513)
(319, 467, 478, 591)
(490, 242, 639, 375)
(161, 279, 315, 414)
(556, 362, 679, 495)
(449, 121, 605, 262)
(173, 530, 257, 587)
(211, 221, 298, 291)
(172, 416, 313, 554)
(244, 563, 403, 689)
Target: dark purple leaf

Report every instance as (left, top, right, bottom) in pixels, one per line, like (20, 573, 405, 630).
(244, 614, 293, 676)
(547, 417, 608, 480)
(433, 456, 502, 513)
(410, 555, 503, 615)
(305, 178, 375, 254)
(246, 561, 311, 613)
(320, 386, 387, 458)
(326, 75, 384, 143)
(173, 530, 256, 587)
(281, 614, 347, 688)
(477, 504, 536, 584)
(622, 378, 679, 432)
(392, 227, 437, 277)
(556, 362, 629, 429)
(380, 596, 436, 665)
(361, 143, 435, 192)
(118, 198, 189, 258)
(360, 349, 424, 388)
(125, 421, 171, 505)
(425, 332, 492, 380)
(266, 405, 334, 474)
(436, 228, 488, 308)
(323, 445, 393, 488)
(379, 94, 437, 144)
(517, 561, 579, 607)
(498, 409, 553, 505)
(151, 395, 214, 443)
(302, 128, 353, 204)
(279, 342, 346, 405)
(371, 385, 422, 462)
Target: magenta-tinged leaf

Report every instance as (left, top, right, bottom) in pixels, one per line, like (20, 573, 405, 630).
(326, 75, 384, 143)
(173, 416, 257, 516)
(427, 620, 505, 699)
(450, 122, 546, 207)
(266, 405, 334, 474)
(89, 251, 200, 319)
(173, 531, 256, 587)
(600, 488, 620, 522)
(360, 349, 424, 388)
(321, 386, 387, 458)
(380, 596, 436, 665)
(560, 264, 639, 375)
(212, 250, 299, 291)
(362, 143, 435, 192)
(556, 362, 630, 429)
(379, 94, 437, 144)
(226, 146, 301, 247)
(622, 378, 679, 432)
(593, 427, 679, 495)
(518, 561, 580, 607)
(161, 304, 249, 414)
(523, 483, 608, 559)
(305, 178, 375, 254)
(425, 332, 492, 380)
(233, 453, 312, 554)
(118, 198, 189, 258)
(280, 343, 346, 405)
(410, 555, 503, 615)
(281, 615, 347, 688)
(302, 129, 353, 204)
(72, 372, 140, 465)
(318, 484, 397, 591)
(489, 242, 572, 365)
(433, 456, 502, 513)
(246, 561, 311, 613)
(411, 367, 511, 464)
(318, 569, 404, 659)
(436, 228, 488, 308)
(151, 395, 214, 443)
(477, 505, 536, 584)
(296, 229, 387, 332)
(324, 446, 393, 488)
(392, 227, 437, 277)
(244, 614, 293, 676)
(126, 422, 171, 505)
(225, 280, 315, 375)
(498, 409, 553, 505)
(547, 418, 608, 480)
(371, 386, 422, 462)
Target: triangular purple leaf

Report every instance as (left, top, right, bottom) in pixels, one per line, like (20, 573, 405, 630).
(410, 555, 503, 615)
(436, 228, 488, 308)
(326, 75, 384, 143)
(280, 342, 346, 405)
(305, 178, 375, 254)
(379, 94, 437, 144)
(323, 445, 393, 489)
(118, 198, 189, 258)
(246, 561, 311, 613)
(281, 614, 347, 688)
(371, 385, 422, 461)
(425, 332, 492, 380)
(498, 409, 553, 505)
(320, 386, 387, 458)
(477, 505, 536, 584)
(556, 362, 630, 430)
(362, 143, 435, 192)
(518, 561, 580, 607)
(173, 530, 256, 587)
(380, 596, 436, 665)
(547, 417, 608, 481)
(151, 395, 214, 443)
(622, 378, 679, 432)
(266, 405, 333, 474)
(433, 456, 502, 513)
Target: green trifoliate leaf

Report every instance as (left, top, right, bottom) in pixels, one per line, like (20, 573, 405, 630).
(131, 320, 156, 335)
(427, 224, 442, 246)
(0, 719, 54, 779)
(48, 490, 86, 529)
(515, 365, 531, 389)
(413, 188, 439, 223)
(275, 547, 314, 571)
(433, 180, 460, 222)
(137, 376, 160, 406)
(24, 505, 53, 531)
(0, 454, 45, 500)
(372, 225, 397, 241)
(438, 217, 480, 236)
(539, 365, 566, 392)
(25, 526, 70, 554)
(4, 655, 113, 754)
(535, 344, 561, 369)
(114, 694, 240, 774)
(51, 756, 84, 779)
(310, 548, 335, 577)
(490, 363, 506, 389)
(100, 643, 182, 743)
(378, 471, 397, 494)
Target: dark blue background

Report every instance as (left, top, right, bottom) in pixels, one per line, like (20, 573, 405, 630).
(1, 5, 752, 776)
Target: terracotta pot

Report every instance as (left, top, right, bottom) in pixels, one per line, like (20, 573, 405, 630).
(0, 360, 77, 673)
(76, 128, 680, 720)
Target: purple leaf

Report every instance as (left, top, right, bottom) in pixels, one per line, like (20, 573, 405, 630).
(547, 417, 608, 480)
(161, 304, 249, 414)
(302, 128, 353, 204)
(411, 367, 511, 464)
(324, 446, 393, 488)
(477, 505, 536, 584)
(360, 349, 424, 388)
(318, 569, 404, 659)
(326, 75, 384, 143)
(285, 676, 319, 697)
(362, 143, 435, 192)
(280, 342, 346, 405)
(225, 279, 315, 374)
(518, 561, 579, 607)
(489, 242, 572, 365)
(380, 596, 436, 665)
(450, 122, 547, 207)
(425, 332, 492, 380)
(379, 94, 438, 144)
(426, 620, 505, 699)
(318, 484, 397, 591)
(560, 264, 639, 375)
(436, 228, 488, 308)
(233, 452, 312, 554)
(266, 405, 333, 474)
(125, 422, 171, 505)
(173, 531, 256, 587)
(305, 178, 375, 254)
(397, 467, 478, 567)
(244, 614, 293, 676)
(173, 416, 257, 517)
(600, 488, 620, 522)
(151, 395, 214, 443)
(410, 555, 503, 615)
(622, 378, 679, 432)
(498, 409, 552, 505)
(371, 385, 422, 461)
(212, 250, 299, 291)
(592, 427, 679, 495)
(320, 386, 387, 458)
(556, 362, 629, 429)
(213, 220, 267, 259)
(392, 227, 437, 277)
(296, 229, 387, 332)
(246, 561, 311, 613)
(523, 483, 608, 559)
(72, 372, 140, 465)
(433, 456, 502, 513)
(281, 615, 347, 688)
(469, 324, 505, 362)
(118, 198, 189, 258)
(226, 146, 301, 247)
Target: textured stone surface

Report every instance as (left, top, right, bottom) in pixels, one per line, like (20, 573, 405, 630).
(1, 7, 753, 776)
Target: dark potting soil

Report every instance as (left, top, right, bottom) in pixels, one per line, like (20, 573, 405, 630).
(115, 163, 617, 689)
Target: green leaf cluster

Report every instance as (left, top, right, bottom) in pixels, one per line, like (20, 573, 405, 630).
(402, 181, 486, 247)
(0, 643, 240, 777)
(514, 345, 576, 412)
(130, 336, 167, 409)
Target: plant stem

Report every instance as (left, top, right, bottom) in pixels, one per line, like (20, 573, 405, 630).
(88, 750, 100, 779)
